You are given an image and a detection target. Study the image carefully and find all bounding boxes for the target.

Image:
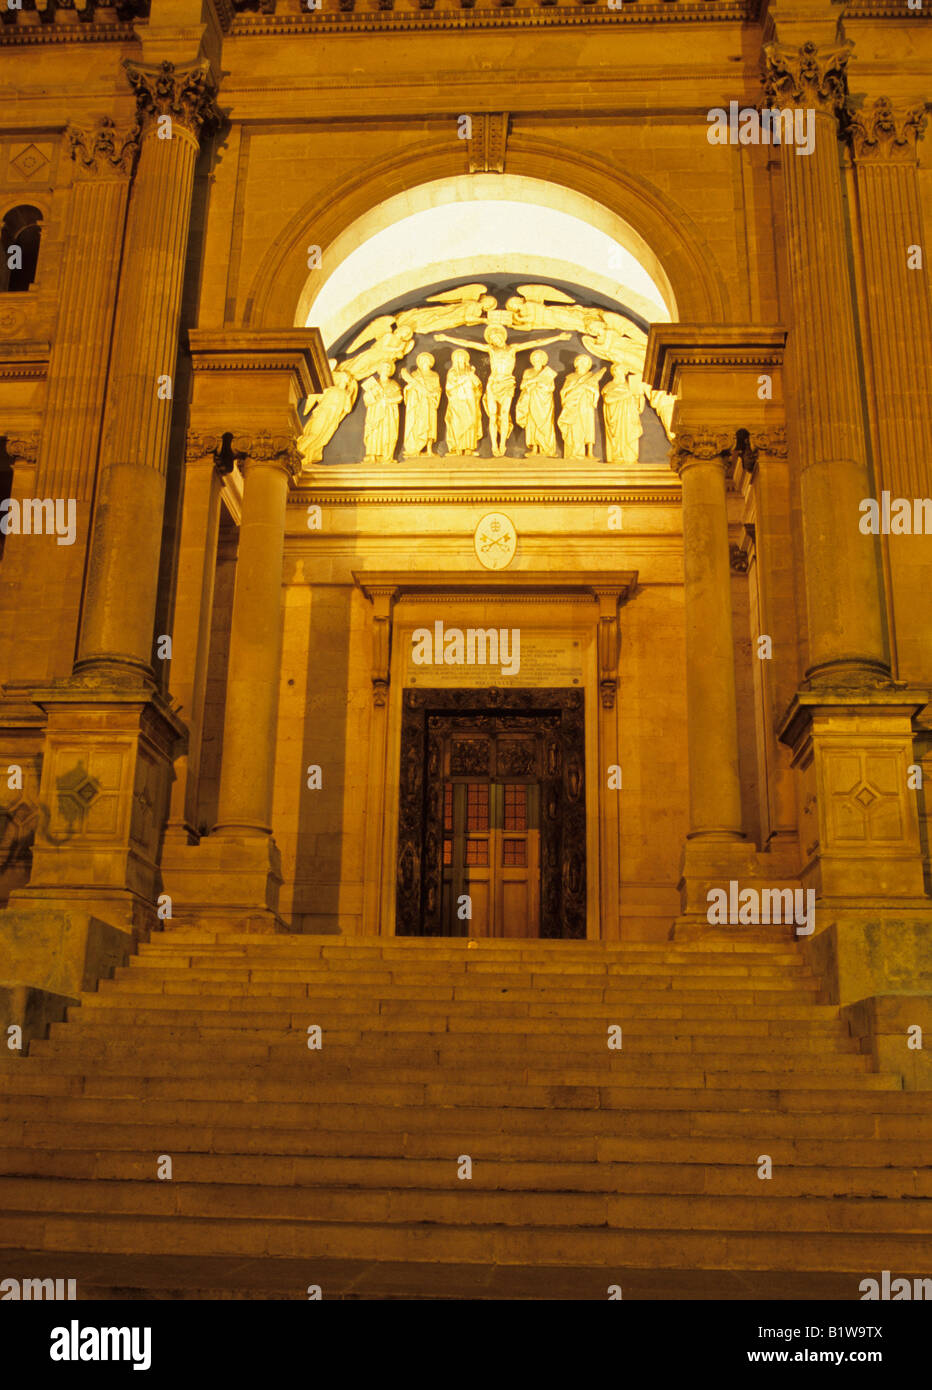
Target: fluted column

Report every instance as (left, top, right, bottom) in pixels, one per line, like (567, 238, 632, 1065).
(674, 430, 745, 841)
(163, 433, 224, 837)
(213, 434, 297, 836)
(42, 120, 138, 502)
(763, 41, 890, 686)
(75, 60, 219, 680)
(847, 98, 932, 682)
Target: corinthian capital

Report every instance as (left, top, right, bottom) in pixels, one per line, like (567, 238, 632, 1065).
(231, 431, 301, 472)
(6, 433, 40, 465)
(762, 40, 852, 115)
(671, 429, 735, 473)
(846, 98, 930, 163)
(124, 59, 221, 139)
(68, 117, 140, 179)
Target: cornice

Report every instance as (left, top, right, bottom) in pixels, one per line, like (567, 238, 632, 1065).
(289, 488, 680, 505)
(230, 2, 752, 38)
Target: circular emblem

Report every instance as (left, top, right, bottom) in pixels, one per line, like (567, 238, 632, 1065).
(474, 512, 517, 570)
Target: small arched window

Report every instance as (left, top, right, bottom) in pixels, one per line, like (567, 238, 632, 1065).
(1, 205, 42, 293)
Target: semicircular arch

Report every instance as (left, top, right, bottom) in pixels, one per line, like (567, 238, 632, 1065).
(243, 137, 733, 331)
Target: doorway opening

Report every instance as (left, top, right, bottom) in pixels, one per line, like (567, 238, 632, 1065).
(396, 687, 585, 938)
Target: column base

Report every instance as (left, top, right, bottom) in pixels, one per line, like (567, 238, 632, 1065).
(159, 829, 286, 932)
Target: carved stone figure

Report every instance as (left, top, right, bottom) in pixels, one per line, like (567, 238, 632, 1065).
(505, 284, 591, 333)
(342, 323, 415, 382)
(443, 349, 483, 455)
(297, 358, 358, 467)
(516, 349, 558, 456)
(362, 363, 402, 462)
(396, 284, 497, 336)
(436, 324, 570, 457)
(558, 355, 606, 459)
(602, 364, 644, 465)
(401, 351, 441, 457)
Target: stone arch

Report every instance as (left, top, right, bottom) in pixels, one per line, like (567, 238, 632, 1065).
(243, 137, 732, 331)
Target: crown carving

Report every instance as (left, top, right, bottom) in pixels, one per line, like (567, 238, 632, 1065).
(68, 118, 140, 179)
(762, 40, 852, 115)
(846, 98, 930, 163)
(124, 59, 221, 139)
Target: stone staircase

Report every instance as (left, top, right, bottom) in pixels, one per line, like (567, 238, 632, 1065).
(1, 933, 930, 1299)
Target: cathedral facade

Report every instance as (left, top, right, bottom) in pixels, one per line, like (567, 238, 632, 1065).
(0, 0, 930, 1301)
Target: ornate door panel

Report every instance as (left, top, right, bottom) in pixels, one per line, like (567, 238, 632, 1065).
(396, 688, 585, 938)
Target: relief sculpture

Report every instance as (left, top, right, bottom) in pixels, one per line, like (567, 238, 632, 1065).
(298, 281, 678, 471)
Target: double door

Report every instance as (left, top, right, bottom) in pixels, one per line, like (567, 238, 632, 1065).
(440, 727, 541, 936)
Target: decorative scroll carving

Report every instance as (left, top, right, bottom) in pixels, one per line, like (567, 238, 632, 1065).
(748, 426, 788, 460)
(68, 118, 139, 179)
(468, 112, 509, 173)
(847, 98, 930, 163)
(762, 40, 852, 115)
(5, 433, 39, 465)
(397, 688, 586, 939)
(231, 430, 300, 470)
(671, 428, 735, 472)
(367, 586, 397, 707)
(729, 543, 750, 575)
(124, 59, 221, 138)
(184, 431, 222, 463)
(594, 588, 623, 710)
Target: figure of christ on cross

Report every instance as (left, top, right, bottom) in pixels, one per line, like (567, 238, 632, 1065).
(435, 325, 571, 457)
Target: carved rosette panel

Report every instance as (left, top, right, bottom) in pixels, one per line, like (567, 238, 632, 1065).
(397, 688, 586, 939)
(68, 118, 140, 180)
(124, 59, 221, 140)
(762, 40, 852, 116)
(847, 99, 930, 164)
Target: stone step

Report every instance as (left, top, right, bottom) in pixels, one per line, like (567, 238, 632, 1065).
(1, 1093, 925, 1137)
(2, 1176, 930, 1234)
(0, 1250, 885, 1299)
(1, 1118, 927, 1168)
(0, 1068, 900, 1104)
(143, 934, 804, 955)
(95, 977, 825, 1003)
(2, 1148, 929, 1197)
(47, 1018, 850, 1046)
(30, 1037, 863, 1066)
(13, 1053, 874, 1082)
(61, 1004, 845, 1032)
(124, 959, 819, 982)
(74, 993, 831, 1020)
(0, 1210, 929, 1271)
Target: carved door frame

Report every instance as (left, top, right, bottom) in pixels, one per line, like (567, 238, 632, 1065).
(396, 686, 586, 937)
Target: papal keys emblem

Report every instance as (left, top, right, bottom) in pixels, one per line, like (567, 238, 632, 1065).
(473, 512, 517, 571)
